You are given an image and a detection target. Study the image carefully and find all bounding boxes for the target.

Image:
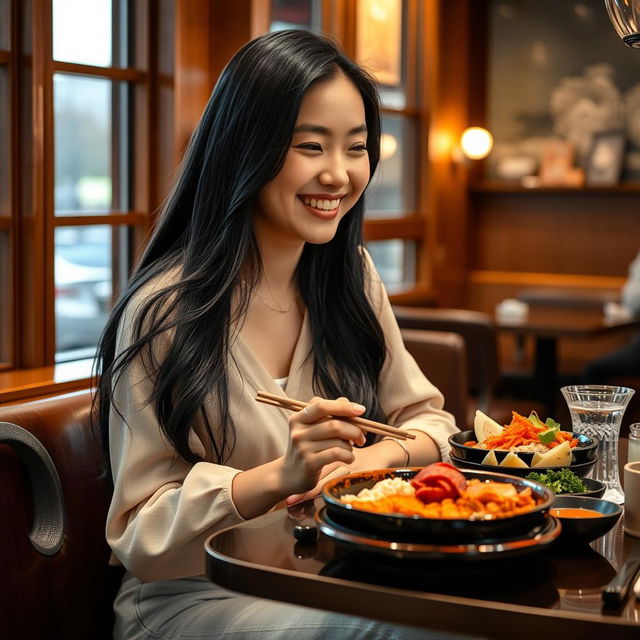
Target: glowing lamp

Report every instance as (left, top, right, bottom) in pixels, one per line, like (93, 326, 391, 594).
(460, 127, 493, 160)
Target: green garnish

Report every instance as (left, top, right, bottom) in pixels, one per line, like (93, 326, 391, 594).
(529, 412, 562, 445)
(525, 469, 587, 494)
(538, 427, 559, 445)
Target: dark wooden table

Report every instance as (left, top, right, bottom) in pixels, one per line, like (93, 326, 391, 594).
(494, 307, 640, 412)
(206, 443, 640, 640)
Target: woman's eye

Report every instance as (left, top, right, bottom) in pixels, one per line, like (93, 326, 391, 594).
(350, 144, 368, 153)
(294, 142, 322, 151)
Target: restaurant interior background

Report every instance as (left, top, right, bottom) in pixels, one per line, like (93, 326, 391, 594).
(1, 0, 639, 424)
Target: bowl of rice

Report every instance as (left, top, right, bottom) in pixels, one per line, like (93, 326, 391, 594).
(321, 466, 554, 542)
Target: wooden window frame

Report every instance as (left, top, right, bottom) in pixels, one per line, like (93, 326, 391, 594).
(0, 0, 172, 400)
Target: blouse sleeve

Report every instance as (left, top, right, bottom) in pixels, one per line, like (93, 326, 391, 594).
(363, 252, 460, 460)
(106, 293, 246, 583)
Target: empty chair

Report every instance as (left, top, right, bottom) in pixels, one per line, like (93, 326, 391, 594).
(400, 328, 468, 430)
(0, 390, 121, 640)
(393, 306, 543, 429)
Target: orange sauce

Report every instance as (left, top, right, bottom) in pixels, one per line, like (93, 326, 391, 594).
(551, 508, 603, 519)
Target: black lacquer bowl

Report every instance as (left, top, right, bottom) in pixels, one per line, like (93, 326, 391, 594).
(448, 430, 598, 466)
(321, 467, 554, 543)
(557, 478, 606, 499)
(551, 496, 622, 545)
(449, 453, 597, 479)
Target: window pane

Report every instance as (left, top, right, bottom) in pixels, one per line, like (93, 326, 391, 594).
(53, 0, 112, 67)
(366, 239, 416, 292)
(55, 225, 114, 362)
(270, 0, 322, 31)
(0, 0, 9, 50)
(54, 74, 115, 215)
(0, 67, 9, 216)
(365, 114, 416, 217)
(356, 0, 406, 109)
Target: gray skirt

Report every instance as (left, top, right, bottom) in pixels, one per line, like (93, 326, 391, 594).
(113, 572, 482, 640)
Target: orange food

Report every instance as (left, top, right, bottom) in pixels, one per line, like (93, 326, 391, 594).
(345, 479, 538, 520)
(478, 412, 578, 451)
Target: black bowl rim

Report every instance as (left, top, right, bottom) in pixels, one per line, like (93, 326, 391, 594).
(322, 467, 555, 524)
(556, 477, 606, 498)
(551, 495, 624, 517)
(449, 452, 598, 475)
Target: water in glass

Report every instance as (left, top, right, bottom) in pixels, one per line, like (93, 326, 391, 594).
(561, 386, 635, 504)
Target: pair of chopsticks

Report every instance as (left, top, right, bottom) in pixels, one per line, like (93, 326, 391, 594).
(255, 391, 416, 441)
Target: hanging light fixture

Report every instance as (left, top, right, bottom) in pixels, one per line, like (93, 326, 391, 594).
(605, 0, 640, 48)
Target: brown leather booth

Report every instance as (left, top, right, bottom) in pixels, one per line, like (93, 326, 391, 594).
(0, 390, 122, 640)
(394, 306, 544, 428)
(400, 329, 468, 430)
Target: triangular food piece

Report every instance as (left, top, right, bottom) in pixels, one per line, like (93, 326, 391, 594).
(531, 441, 571, 468)
(499, 452, 529, 468)
(481, 450, 499, 466)
(474, 410, 504, 443)
(531, 452, 545, 467)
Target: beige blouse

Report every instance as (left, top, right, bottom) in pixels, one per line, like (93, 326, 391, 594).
(106, 257, 459, 582)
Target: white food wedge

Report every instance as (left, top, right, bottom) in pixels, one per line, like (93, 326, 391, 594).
(531, 452, 545, 467)
(473, 410, 504, 443)
(481, 450, 499, 466)
(531, 441, 571, 467)
(499, 451, 529, 468)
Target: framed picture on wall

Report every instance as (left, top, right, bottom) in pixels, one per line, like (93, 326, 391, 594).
(585, 130, 626, 186)
(538, 140, 575, 186)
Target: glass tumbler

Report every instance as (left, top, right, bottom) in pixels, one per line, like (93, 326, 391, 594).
(561, 385, 635, 504)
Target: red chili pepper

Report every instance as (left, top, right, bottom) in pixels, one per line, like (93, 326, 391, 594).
(411, 462, 467, 504)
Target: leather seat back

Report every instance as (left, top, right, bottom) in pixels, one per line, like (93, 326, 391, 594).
(0, 390, 121, 640)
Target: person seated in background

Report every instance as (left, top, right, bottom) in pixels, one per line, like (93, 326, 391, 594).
(583, 250, 640, 384)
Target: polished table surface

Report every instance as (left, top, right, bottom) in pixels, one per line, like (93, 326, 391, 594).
(206, 447, 640, 640)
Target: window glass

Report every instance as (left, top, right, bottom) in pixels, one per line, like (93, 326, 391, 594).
(54, 74, 113, 215)
(366, 239, 416, 292)
(365, 113, 416, 217)
(53, 0, 112, 67)
(54, 225, 113, 362)
(270, 0, 322, 32)
(0, 0, 9, 50)
(0, 67, 9, 216)
(356, 0, 406, 109)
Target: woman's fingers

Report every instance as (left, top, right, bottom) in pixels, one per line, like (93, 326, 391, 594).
(294, 397, 367, 446)
(299, 397, 365, 423)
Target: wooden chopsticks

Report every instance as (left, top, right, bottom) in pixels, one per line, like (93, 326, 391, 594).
(255, 391, 416, 441)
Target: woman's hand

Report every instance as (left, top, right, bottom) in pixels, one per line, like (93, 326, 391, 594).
(280, 396, 366, 502)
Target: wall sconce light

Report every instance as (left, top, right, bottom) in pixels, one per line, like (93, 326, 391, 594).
(605, 0, 640, 48)
(453, 126, 494, 164)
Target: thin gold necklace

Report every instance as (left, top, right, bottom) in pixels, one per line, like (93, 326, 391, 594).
(255, 276, 299, 313)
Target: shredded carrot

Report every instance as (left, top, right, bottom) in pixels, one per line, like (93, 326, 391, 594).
(474, 411, 578, 451)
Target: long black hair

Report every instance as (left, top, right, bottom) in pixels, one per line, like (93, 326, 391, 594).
(95, 29, 385, 471)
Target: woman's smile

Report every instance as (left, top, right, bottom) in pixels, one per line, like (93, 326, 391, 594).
(297, 193, 345, 220)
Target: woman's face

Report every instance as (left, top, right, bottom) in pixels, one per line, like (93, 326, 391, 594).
(254, 70, 370, 247)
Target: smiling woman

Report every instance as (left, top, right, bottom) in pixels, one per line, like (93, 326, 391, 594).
(95, 29, 465, 640)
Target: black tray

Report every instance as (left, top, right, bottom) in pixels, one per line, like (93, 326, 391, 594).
(315, 507, 562, 561)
